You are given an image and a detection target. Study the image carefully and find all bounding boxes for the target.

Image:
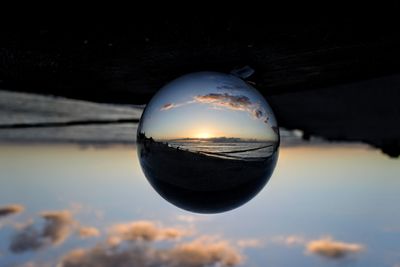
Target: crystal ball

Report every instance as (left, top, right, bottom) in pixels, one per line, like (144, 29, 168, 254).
(137, 72, 279, 213)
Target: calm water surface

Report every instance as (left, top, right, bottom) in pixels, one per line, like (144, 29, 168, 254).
(168, 140, 275, 159)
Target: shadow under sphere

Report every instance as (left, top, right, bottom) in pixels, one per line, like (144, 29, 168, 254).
(137, 72, 279, 213)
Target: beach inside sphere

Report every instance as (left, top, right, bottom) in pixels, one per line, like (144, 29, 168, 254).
(138, 72, 279, 150)
(137, 72, 279, 213)
(165, 137, 275, 161)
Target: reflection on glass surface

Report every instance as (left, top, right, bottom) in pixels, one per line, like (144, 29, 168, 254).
(137, 72, 279, 213)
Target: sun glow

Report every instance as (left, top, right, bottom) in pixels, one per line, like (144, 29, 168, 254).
(194, 129, 214, 139)
(196, 132, 211, 139)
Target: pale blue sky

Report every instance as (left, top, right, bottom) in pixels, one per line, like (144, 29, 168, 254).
(0, 144, 399, 266)
(139, 72, 278, 141)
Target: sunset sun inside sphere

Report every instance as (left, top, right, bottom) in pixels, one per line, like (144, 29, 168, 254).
(196, 132, 211, 139)
(137, 72, 280, 213)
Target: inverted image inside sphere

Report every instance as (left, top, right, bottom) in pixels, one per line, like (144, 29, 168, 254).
(137, 72, 279, 213)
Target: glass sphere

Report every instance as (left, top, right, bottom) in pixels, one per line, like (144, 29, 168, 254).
(137, 72, 279, 213)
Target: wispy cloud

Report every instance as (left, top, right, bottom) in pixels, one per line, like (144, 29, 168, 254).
(9, 210, 74, 253)
(13, 261, 54, 267)
(271, 235, 306, 246)
(62, 241, 240, 267)
(4, 207, 243, 266)
(237, 238, 264, 248)
(168, 236, 242, 267)
(270, 234, 365, 260)
(161, 103, 178, 111)
(194, 93, 270, 124)
(160, 101, 194, 111)
(78, 226, 100, 238)
(0, 204, 24, 218)
(194, 93, 253, 110)
(108, 220, 188, 244)
(176, 214, 208, 224)
(306, 236, 364, 259)
(60, 221, 242, 267)
(40, 211, 74, 244)
(160, 93, 273, 125)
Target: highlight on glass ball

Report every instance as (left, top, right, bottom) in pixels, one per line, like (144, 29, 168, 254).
(137, 72, 279, 213)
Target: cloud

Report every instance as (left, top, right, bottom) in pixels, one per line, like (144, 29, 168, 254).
(0, 204, 24, 218)
(271, 235, 306, 246)
(176, 214, 208, 224)
(193, 93, 269, 123)
(40, 211, 74, 244)
(78, 226, 100, 238)
(285, 235, 306, 246)
(60, 222, 242, 267)
(161, 103, 176, 110)
(60, 236, 242, 267)
(10, 210, 74, 253)
(7, 215, 243, 267)
(108, 220, 188, 244)
(160, 101, 194, 111)
(168, 236, 242, 267)
(194, 93, 252, 109)
(237, 238, 264, 248)
(270, 234, 365, 260)
(160, 93, 273, 125)
(306, 236, 364, 259)
(13, 261, 54, 267)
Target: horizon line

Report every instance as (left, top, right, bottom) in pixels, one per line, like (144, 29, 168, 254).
(153, 136, 275, 142)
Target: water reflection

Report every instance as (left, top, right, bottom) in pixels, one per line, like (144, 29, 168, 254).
(137, 72, 279, 213)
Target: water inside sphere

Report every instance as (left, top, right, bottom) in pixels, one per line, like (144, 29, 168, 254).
(137, 72, 279, 213)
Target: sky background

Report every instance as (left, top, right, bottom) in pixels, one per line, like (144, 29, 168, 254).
(139, 72, 278, 141)
(0, 89, 399, 266)
(0, 143, 399, 266)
